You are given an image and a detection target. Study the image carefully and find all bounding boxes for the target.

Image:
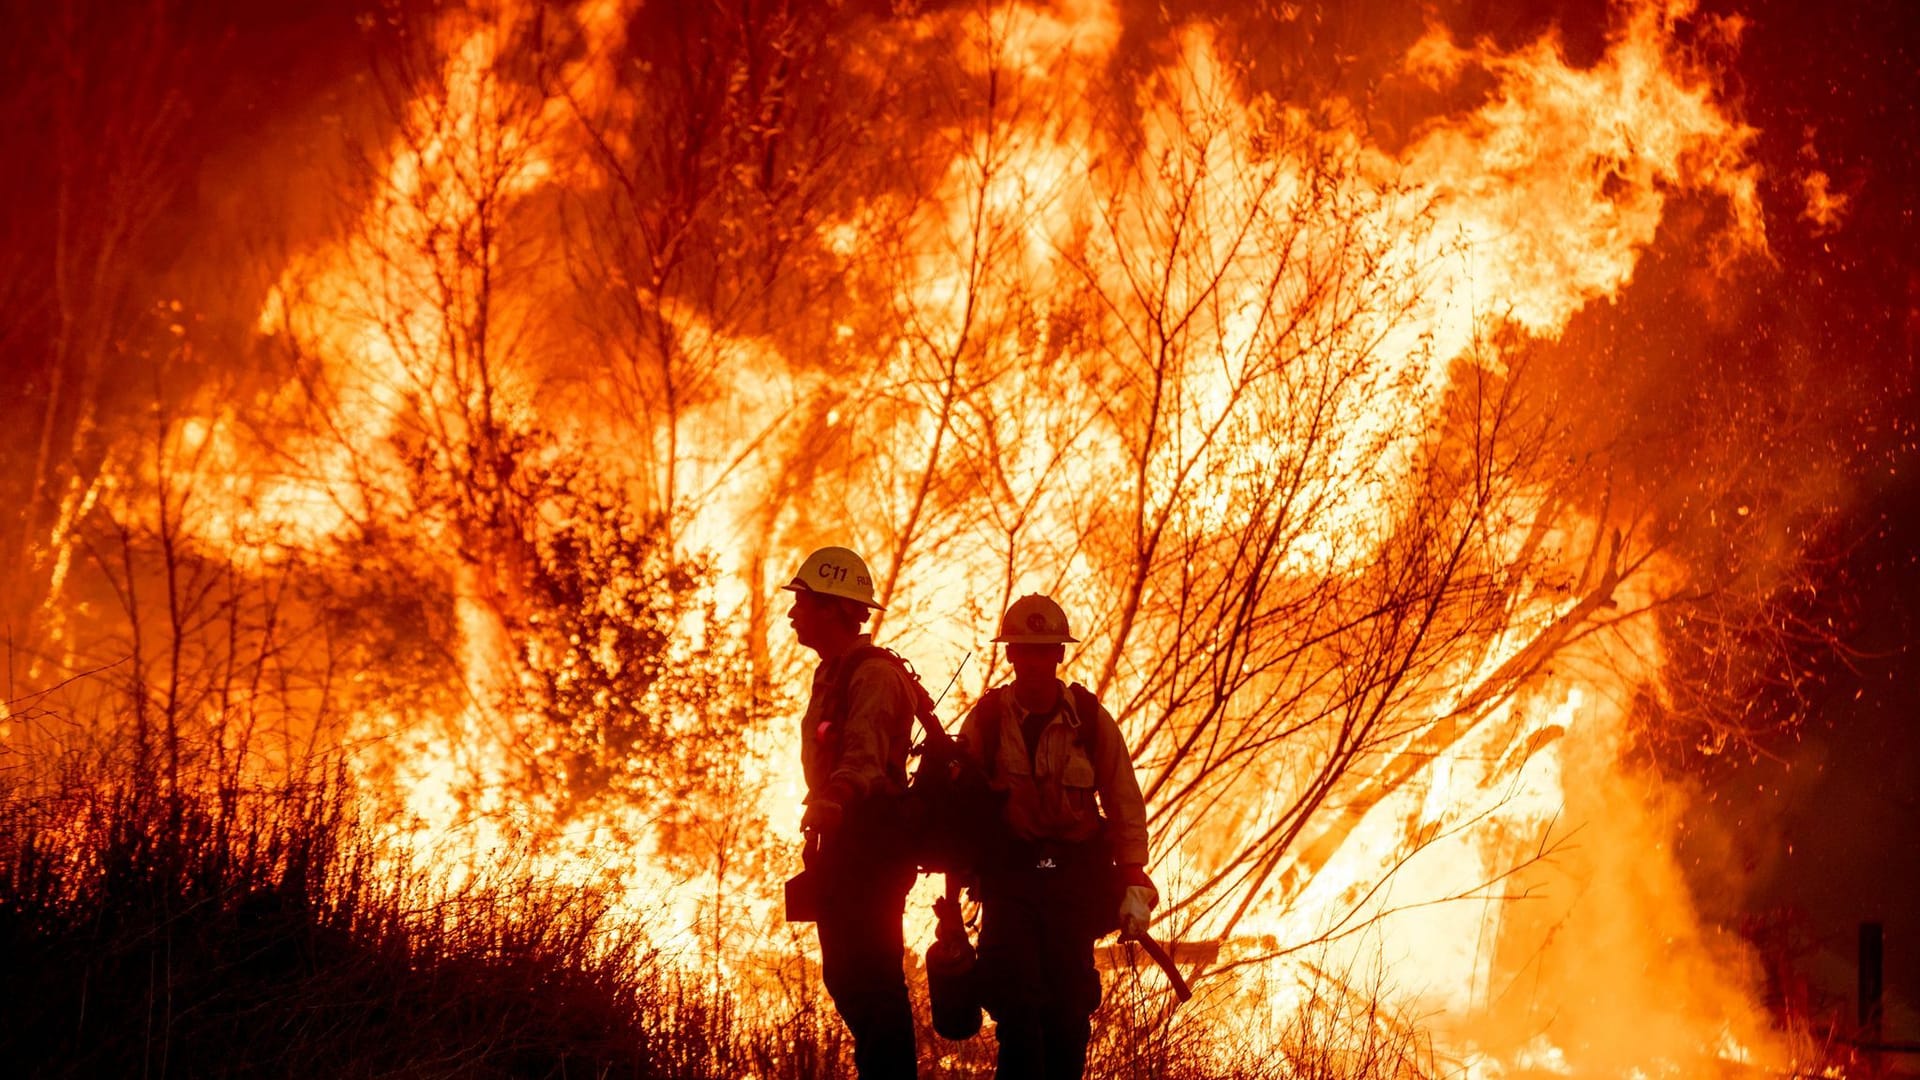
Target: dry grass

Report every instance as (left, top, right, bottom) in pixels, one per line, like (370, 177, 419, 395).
(0, 753, 668, 1077)
(0, 729, 1436, 1079)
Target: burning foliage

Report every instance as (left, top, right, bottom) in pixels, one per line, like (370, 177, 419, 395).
(2, 0, 1898, 1075)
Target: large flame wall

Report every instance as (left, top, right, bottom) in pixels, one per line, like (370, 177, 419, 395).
(5, 0, 1851, 1075)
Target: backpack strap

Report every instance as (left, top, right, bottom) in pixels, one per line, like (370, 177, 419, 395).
(1067, 682, 1105, 763)
(978, 687, 1005, 778)
(821, 646, 947, 772)
(977, 682, 1105, 779)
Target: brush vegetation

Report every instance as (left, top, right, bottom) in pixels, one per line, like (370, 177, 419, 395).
(0, 722, 1434, 1079)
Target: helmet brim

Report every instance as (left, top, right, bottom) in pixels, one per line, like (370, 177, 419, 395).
(992, 633, 1077, 645)
(781, 578, 886, 611)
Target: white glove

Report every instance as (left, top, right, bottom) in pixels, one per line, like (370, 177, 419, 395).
(1118, 885, 1156, 938)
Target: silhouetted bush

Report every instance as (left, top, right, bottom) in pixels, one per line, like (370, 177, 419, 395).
(0, 730, 1434, 1079)
(0, 742, 744, 1079)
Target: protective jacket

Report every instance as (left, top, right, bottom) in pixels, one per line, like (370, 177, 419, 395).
(958, 680, 1149, 867)
(800, 634, 916, 811)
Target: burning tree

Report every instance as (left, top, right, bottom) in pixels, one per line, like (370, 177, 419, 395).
(1, 1, 200, 668)
(1, 0, 1847, 1075)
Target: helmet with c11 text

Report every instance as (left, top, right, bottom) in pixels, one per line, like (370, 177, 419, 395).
(782, 546, 886, 610)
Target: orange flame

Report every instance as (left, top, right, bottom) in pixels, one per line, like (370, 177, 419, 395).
(112, 0, 1799, 1071)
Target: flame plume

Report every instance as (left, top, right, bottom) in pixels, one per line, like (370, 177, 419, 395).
(7, 0, 1843, 1074)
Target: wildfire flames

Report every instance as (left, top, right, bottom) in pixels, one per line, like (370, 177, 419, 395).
(6, 0, 1884, 1075)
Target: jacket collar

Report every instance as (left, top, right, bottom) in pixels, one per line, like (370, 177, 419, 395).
(1004, 677, 1079, 729)
(815, 634, 875, 677)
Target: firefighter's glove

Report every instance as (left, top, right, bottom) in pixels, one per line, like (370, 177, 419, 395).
(1119, 886, 1156, 938)
(801, 800, 843, 833)
(1117, 864, 1158, 938)
(802, 780, 855, 834)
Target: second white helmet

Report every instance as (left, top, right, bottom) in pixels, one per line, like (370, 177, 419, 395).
(993, 594, 1077, 644)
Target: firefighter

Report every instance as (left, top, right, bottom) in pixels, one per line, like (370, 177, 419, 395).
(959, 594, 1157, 1080)
(783, 545, 920, 1079)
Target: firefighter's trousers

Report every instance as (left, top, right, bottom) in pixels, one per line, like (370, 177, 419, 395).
(976, 839, 1110, 1080)
(814, 830, 918, 1078)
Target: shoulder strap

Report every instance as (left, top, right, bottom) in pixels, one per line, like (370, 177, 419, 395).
(1067, 682, 1104, 762)
(830, 645, 944, 742)
(978, 683, 1104, 777)
(976, 686, 1006, 778)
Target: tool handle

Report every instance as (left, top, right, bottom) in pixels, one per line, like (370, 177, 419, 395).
(1127, 932, 1193, 1003)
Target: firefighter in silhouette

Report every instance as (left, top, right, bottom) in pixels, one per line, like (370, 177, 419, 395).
(783, 546, 919, 1078)
(959, 594, 1156, 1080)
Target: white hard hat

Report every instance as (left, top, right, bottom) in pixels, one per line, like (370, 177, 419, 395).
(993, 594, 1077, 644)
(782, 546, 885, 610)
